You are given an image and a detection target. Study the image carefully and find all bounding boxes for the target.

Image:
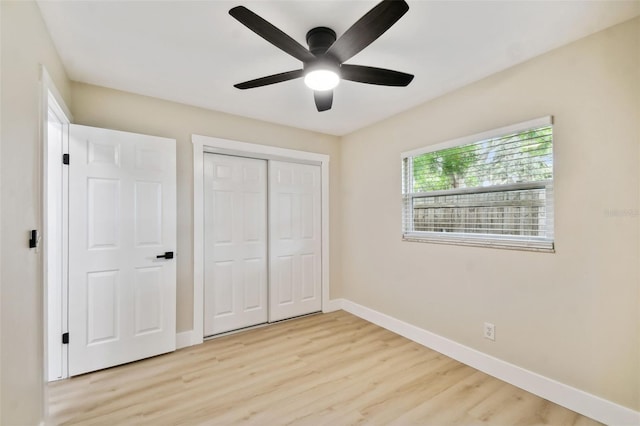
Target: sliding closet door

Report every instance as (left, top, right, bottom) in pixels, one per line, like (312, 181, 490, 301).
(269, 161, 322, 322)
(204, 154, 268, 336)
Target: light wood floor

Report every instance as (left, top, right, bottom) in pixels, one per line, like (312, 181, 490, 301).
(48, 311, 601, 425)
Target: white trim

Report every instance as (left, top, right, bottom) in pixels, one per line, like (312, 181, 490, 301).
(176, 331, 194, 350)
(401, 115, 552, 158)
(341, 299, 640, 426)
(41, 66, 73, 123)
(40, 65, 72, 422)
(402, 232, 555, 253)
(192, 134, 330, 344)
(192, 134, 329, 164)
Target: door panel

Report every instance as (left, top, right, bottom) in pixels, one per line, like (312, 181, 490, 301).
(301, 254, 317, 300)
(269, 161, 322, 321)
(87, 178, 120, 248)
(86, 270, 118, 344)
(204, 154, 268, 336)
(135, 181, 163, 246)
(69, 124, 176, 376)
(134, 266, 164, 335)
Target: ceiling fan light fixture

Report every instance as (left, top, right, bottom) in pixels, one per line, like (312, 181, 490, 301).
(230, 0, 413, 111)
(304, 69, 340, 91)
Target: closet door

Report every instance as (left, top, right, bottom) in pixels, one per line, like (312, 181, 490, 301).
(204, 154, 268, 336)
(269, 161, 322, 321)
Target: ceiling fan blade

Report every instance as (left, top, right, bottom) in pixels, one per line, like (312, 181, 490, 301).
(326, 0, 409, 63)
(229, 6, 316, 63)
(314, 90, 333, 112)
(234, 69, 304, 89)
(340, 64, 414, 86)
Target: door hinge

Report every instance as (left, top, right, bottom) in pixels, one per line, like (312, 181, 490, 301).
(62, 332, 69, 344)
(29, 230, 38, 249)
(62, 153, 70, 165)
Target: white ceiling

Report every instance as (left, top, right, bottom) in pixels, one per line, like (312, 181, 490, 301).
(38, 1, 639, 136)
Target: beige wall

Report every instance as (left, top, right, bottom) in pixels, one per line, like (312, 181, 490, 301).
(340, 17, 640, 410)
(0, 1, 72, 424)
(70, 83, 342, 333)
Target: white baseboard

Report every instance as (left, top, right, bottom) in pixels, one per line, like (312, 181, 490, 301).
(176, 297, 345, 350)
(176, 330, 195, 350)
(341, 299, 640, 426)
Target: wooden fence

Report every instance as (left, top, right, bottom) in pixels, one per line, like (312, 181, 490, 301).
(411, 188, 548, 236)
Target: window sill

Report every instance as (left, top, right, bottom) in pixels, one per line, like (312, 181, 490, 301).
(402, 232, 555, 253)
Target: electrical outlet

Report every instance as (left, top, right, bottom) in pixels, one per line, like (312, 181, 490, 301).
(484, 322, 495, 341)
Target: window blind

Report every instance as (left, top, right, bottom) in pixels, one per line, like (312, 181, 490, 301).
(402, 117, 554, 252)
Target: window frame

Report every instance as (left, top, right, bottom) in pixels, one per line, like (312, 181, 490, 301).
(401, 116, 555, 252)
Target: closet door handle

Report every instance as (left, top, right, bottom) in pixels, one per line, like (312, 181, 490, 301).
(156, 251, 174, 259)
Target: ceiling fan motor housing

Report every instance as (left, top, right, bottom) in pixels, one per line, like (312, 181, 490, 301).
(304, 27, 341, 76)
(306, 27, 336, 55)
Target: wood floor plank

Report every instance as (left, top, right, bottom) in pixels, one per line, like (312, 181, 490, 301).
(387, 370, 505, 425)
(47, 311, 602, 426)
(240, 341, 429, 425)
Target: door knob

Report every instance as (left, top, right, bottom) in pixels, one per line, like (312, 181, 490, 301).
(156, 251, 174, 259)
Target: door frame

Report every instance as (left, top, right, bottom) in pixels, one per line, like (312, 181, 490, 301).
(41, 65, 73, 384)
(191, 134, 330, 346)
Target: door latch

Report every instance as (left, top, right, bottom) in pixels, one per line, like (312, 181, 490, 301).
(156, 251, 174, 259)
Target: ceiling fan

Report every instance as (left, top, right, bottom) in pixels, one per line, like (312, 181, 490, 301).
(229, 0, 414, 112)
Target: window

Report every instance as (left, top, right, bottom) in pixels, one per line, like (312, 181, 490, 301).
(402, 116, 554, 252)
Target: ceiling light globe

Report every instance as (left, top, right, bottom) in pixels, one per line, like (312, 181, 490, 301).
(304, 69, 340, 91)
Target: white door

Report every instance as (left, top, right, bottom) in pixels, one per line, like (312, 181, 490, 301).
(269, 161, 322, 322)
(68, 124, 176, 376)
(204, 154, 268, 336)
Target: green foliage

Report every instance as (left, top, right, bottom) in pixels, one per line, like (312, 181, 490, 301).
(410, 126, 552, 192)
(413, 145, 477, 191)
(485, 128, 552, 185)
